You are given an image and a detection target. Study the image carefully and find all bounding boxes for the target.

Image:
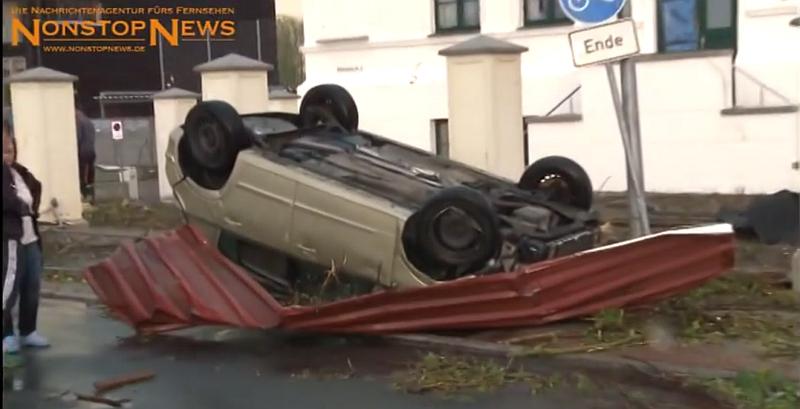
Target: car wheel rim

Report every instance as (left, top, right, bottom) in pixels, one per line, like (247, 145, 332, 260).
(539, 174, 573, 205)
(433, 207, 482, 251)
(197, 121, 224, 156)
(307, 104, 334, 126)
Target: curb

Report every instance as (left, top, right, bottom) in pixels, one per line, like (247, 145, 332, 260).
(37, 286, 792, 381)
(40, 289, 98, 305)
(40, 282, 98, 305)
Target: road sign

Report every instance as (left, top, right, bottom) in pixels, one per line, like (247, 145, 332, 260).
(562, 1, 652, 237)
(568, 19, 639, 67)
(111, 120, 124, 140)
(559, 0, 627, 25)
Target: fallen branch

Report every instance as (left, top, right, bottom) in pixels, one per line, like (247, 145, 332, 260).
(56, 236, 92, 255)
(502, 331, 560, 345)
(75, 393, 131, 408)
(94, 370, 155, 394)
(516, 336, 647, 357)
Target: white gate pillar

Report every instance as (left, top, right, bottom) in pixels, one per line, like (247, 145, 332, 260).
(152, 87, 200, 201)
(194, 53, 273, 114)
(439, 35, 528, 180)
(9, 67, 84, 224)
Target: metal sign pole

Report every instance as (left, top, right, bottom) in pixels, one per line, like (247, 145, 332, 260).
(621, 60, 650, 236)
(158, 35, 166, 90)
(619, 3, 650, 237)
(561, 0, 650, 238)
(605, 63, 648, 228)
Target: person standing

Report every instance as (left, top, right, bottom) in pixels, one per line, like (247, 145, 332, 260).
(76, 104, 96, 202)
(2, 120, 48, 353)
(3, 121, 27, 354)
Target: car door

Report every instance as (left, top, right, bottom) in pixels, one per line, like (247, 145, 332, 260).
(290, 175, 398, 284)
(218, 151, 296, 253)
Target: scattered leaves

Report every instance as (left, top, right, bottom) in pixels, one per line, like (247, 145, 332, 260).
(392, 353, 595, 398)
(507, 275, 799, 360)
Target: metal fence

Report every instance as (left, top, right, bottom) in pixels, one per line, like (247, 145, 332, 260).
(91, 117, 161, 204)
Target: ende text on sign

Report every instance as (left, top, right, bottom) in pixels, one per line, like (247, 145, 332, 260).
(568, 19, 639, 67)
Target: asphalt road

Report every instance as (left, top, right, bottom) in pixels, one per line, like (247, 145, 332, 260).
(2, 299, 728, 409)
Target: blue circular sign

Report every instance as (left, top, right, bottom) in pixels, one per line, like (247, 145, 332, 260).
(559, 0, 627, 24)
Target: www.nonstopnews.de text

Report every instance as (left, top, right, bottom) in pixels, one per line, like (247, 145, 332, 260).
(42, 45, 146, 53)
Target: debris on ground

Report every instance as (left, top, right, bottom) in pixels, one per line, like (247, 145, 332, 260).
(43, 271, 86, 283)
(501, 274, 799, 361)
(291, 358, 357, 381)
(285, 261, 379, 306)
(717, 190, 799, 246)
(392, 353, 567, 396)
(391, 352, 736, 408)
(73, 392, 131, 408)
(94, 370, 156, 394)
(52, 370, 156, 408)
(83, 199, 184, 230)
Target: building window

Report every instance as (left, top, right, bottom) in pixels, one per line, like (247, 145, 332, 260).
(658, 0, 736, 53)
(524, 0, 571, 27)
(433, 119, 449, 158)
(435, 0, 480, 33)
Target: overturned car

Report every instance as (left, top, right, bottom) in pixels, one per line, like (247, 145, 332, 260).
(166, 84, 599, 293)
(85, 85, 736, 334)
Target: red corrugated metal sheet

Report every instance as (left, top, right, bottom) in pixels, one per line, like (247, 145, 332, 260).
(84, 224, 735, 334)
(85, 226, 283, 331)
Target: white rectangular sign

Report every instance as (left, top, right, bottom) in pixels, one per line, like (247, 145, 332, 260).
(569, 19, 640, 67)
(111, 120, 124, 140)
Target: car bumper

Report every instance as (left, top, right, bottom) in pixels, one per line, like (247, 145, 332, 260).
(549, 228, 598, 259)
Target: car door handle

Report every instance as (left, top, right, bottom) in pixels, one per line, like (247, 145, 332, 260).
(223, 216, 242, 227)
(297, 244, 317, 255)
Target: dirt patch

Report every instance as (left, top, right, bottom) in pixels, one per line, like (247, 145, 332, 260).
(83, 199, 184, 230)
(391, 352, 734, 408)
(40, 226, 140, 273)
(40, 199, 183, 274)
(734, 240, 794, 274)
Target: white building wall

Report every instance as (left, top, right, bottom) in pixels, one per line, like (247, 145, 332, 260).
(300, 0, 800, 194)
(735, 0, 800, 106)
(530, 55, 798, 193)
(276, 0, 304, 18)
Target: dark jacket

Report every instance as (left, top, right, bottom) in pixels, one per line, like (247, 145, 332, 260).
(2, 162, 42, 243)
(76, 110, 96, 161)
(3, 163, 28, 240)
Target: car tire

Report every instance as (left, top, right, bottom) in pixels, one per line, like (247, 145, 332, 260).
(177, 135, 231, 190)
(412, 186, 501, 272)
(184, 100, 251, 172)
(519, 156, 593, 210)
(299, 84, 359, 132)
